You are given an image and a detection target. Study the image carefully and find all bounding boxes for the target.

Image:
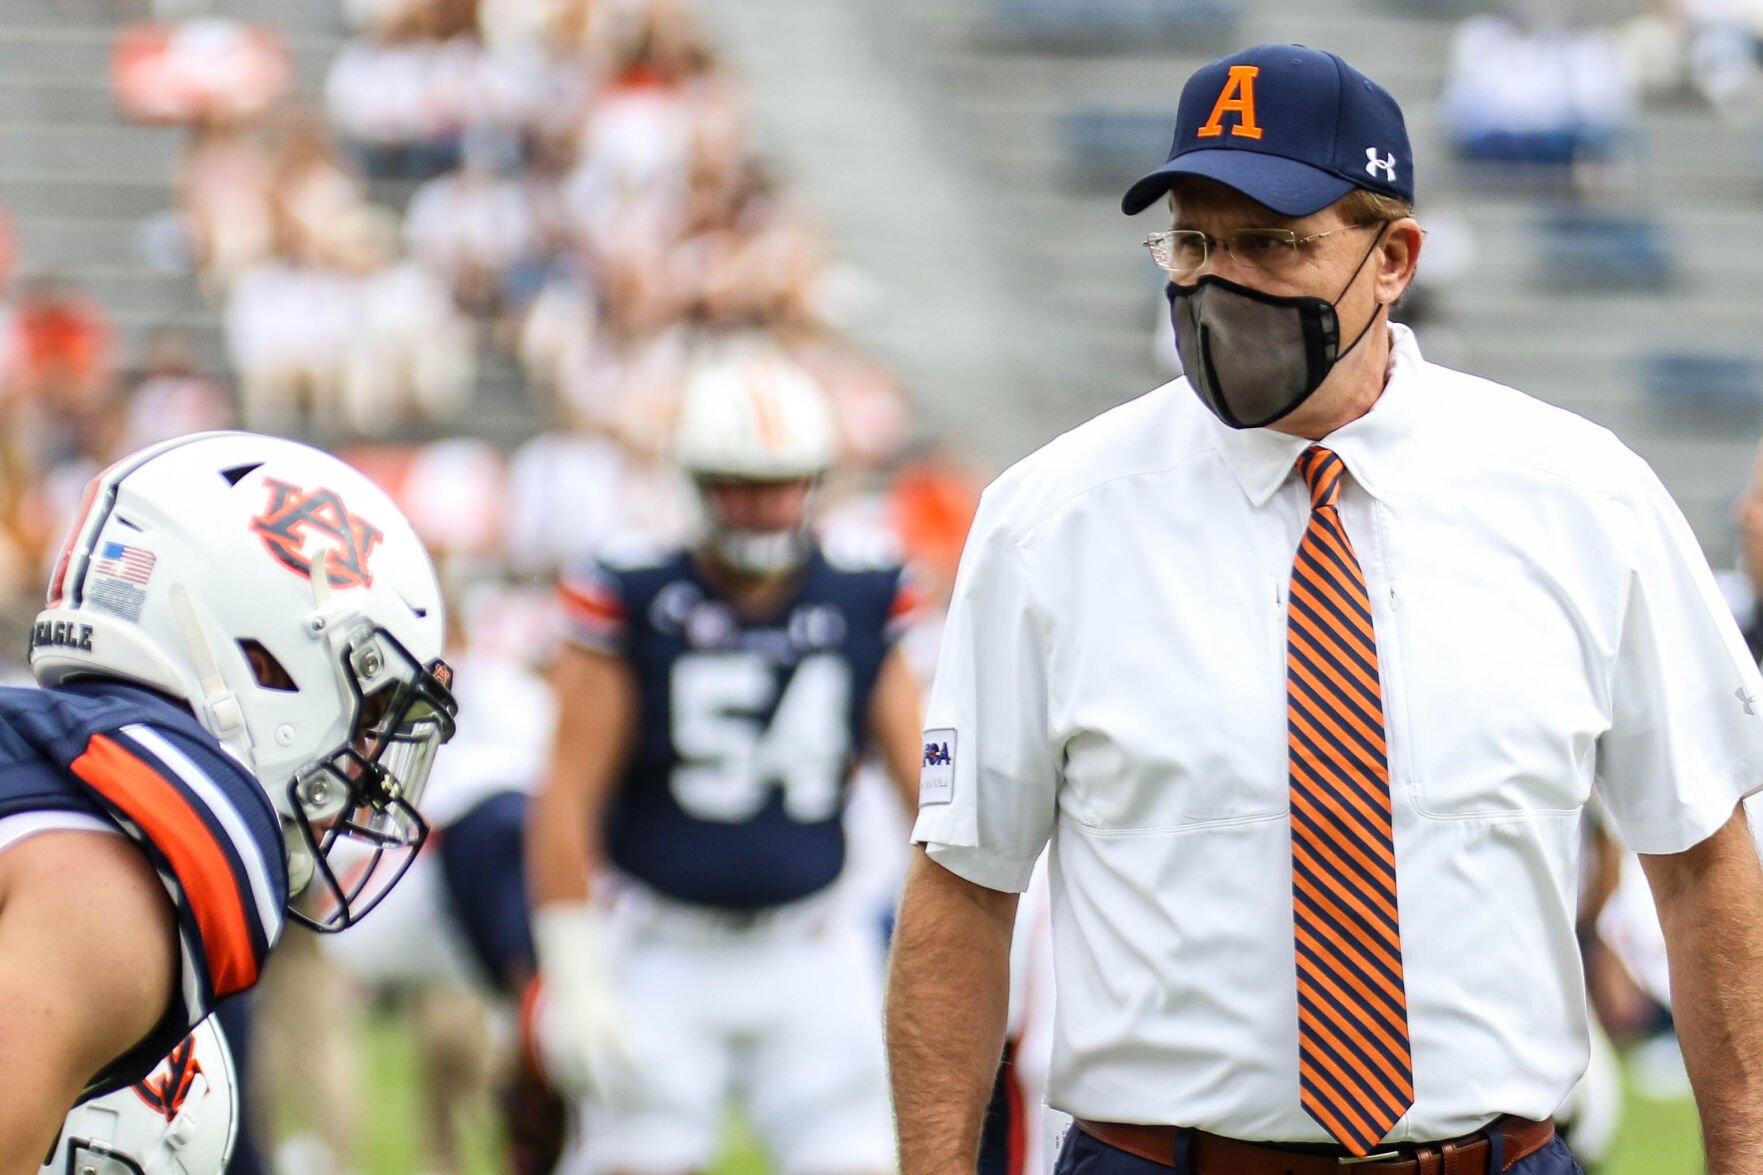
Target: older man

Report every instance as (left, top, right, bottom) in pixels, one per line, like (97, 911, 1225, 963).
(887, 44, 1763, 1175)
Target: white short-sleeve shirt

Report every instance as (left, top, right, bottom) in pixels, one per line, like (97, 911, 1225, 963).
(913, 324, 1763, 1142)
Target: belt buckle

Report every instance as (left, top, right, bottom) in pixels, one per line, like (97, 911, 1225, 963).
(1338, 1150, 1403, 1166)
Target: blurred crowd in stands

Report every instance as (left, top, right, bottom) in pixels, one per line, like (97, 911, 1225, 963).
(0, 228, 236, 621)
(0, 0, 983, 665)
(1441, 0, 1763, 188)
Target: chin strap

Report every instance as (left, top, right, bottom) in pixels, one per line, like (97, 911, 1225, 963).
(168, 582, 249, 749)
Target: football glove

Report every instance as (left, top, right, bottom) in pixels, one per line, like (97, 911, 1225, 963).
(530, 902, 639, 1106)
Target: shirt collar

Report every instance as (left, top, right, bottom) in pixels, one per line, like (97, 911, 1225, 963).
(1208, 322, 1426, 507)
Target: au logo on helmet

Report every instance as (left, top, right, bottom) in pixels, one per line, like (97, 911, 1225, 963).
(131, 1033, 202, 1122)
(250, 480, 383, 589)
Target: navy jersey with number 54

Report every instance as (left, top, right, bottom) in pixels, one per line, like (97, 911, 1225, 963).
(559, 542, 916, 910)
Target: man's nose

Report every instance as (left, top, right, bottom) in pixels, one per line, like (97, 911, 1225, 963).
(1198, 238, 1249, 282)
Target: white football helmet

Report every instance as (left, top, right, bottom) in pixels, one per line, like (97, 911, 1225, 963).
(673, 347, 836, 574)
(42, 1018, 238, 1175)
(30, 431, 456, 931)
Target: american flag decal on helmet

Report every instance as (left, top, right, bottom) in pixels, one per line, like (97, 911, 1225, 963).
(94, 541, 157, 585)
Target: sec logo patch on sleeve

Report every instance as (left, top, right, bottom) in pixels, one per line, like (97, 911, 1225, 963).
(920, 728, 956, 807)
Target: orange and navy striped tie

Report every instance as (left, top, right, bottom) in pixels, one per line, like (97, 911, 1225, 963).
(1286, 445, 1413, 1154)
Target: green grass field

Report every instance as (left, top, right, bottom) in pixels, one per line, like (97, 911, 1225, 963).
(350, 1013, 1702, 1174)
(1605, 1088, 1701, 1175)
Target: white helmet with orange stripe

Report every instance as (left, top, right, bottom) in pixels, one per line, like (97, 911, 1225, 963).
(673, 345, 837, 575)
(41, 1017, 237, 1175)
(29, 432, 456, 931)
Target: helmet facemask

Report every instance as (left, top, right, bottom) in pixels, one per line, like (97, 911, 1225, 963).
(56, 1138, 152, 1175)
(671, 345, 838, 573)
(285, 622, 456, 932)
(693, 474, 821, 577)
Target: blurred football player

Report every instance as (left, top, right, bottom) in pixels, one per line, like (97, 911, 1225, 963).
(6, 431, 454, 1169)
(528, 345, 923, 1175)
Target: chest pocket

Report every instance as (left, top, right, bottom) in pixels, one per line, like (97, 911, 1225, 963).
(1385, 560, 1604, 817)
(1057, 566, 1290, 831)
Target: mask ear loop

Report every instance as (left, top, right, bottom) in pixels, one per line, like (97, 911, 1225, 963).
(1330, 222, 1395, 368)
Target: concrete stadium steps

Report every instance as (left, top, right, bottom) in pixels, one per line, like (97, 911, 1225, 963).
(56, 266, 205, 314)
(0, 0, 130, 31)
(11, 213, 157, 269)
(0, 172, 168, 219)
(0, 27, 133, 76)
(107, 307, 216, 343)
(0, 26, 335, 84)
(1446, 293, 1763, 342)
(0, 79, 124, 124)
(0, 124, 182, 177)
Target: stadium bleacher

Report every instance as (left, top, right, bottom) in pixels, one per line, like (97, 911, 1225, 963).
(0, 0, 1754, 547)
(700, 0, 1763, 553)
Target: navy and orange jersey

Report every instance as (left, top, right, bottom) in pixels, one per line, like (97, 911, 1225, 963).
(0, 679, 286, 1091)
(557, 542, 919, 910)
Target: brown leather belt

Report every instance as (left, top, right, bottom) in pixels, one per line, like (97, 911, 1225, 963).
(1075, 1116, 1555, 1175)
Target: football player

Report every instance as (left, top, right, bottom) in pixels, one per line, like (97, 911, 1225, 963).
(8, 430, 454, 1170)
(528, 345, 923, 1175)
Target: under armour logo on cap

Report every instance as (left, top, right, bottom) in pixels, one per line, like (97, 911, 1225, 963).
(1122, 44, 1415, 218)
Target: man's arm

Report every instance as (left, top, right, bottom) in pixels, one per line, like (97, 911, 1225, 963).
(867, 645, 926, 818)
(524, 643, 641, 1099)
(1639, 801, 1763, 1174)
(527, 644, 636, 908)
(887, 847, 1019, 1175)
(0, 829, 177, 1173)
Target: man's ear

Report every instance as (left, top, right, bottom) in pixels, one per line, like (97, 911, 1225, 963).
(1374, 218, 1424, 305)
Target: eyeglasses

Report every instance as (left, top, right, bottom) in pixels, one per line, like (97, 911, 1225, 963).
(1142, 224, 1380, 279)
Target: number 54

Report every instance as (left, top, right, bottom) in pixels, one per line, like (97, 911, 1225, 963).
(669, 652, 853, 824)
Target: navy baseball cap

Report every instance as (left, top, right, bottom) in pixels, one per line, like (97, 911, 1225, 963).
(1121, 44, 1413, 218)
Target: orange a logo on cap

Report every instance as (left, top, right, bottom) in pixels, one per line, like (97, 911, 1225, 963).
(1197, 65, 1264, 141)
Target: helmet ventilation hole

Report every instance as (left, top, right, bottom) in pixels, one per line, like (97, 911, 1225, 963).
(238, 639, 298, 691)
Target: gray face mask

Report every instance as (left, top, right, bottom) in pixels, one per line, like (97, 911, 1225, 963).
(1166, 226, 1388, 430)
